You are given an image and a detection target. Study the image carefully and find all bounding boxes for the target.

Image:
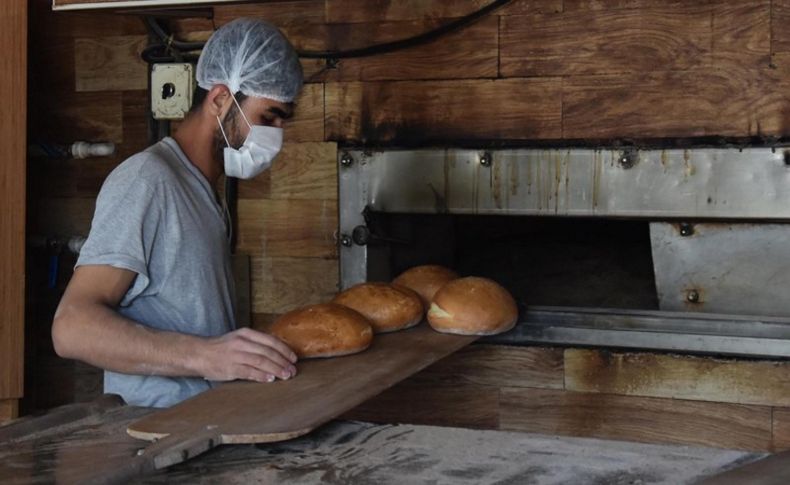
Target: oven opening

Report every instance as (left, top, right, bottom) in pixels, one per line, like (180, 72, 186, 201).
(339, 147, 790, 358)
(370, 213, 659, 311)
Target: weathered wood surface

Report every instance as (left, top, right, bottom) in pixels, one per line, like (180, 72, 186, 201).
(565, 349, 790, 407)
(236, 199, 338, 258)
(128, 325, 477, 443)
(500, 387, 772, 451)
(500, 7, 712, 77)
(325, 79, 563, 144)
(250, 256, 339, 314)
(1, 0, 26, 403)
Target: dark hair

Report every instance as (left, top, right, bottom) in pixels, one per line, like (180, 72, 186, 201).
(190, 86, 248, 114)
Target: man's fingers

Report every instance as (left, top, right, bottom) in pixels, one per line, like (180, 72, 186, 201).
(237, 351, 295, 380)
(236, 328, 297, 363)
(234, 339, 296, 377)
(235, 364, 275, 383)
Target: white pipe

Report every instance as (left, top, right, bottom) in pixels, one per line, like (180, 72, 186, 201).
(70, 141, 115, 159)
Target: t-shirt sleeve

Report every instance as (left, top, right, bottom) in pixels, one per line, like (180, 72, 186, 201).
(76, 162, 164, 307)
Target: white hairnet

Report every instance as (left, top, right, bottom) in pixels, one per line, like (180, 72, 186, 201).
(196, 18, 303, 103)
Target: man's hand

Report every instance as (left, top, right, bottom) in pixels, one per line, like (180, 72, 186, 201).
(195, 327, 298, 383)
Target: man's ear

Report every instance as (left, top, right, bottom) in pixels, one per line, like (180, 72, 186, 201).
(205, 85, 232, 119)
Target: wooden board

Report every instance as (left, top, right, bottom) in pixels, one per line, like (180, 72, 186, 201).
(238, 142, 338, 200)
(325, 78, 563, 144)
(0, 400, 18, 425)
(250, 256, 339, 314)
(127, 324, 477, 446)
(500, 7, 712, 77)
(283, 17, 498, 82)
(325, 0, 562, 23)
(236, 198, 338, 258)
(74, 35, 147, 92)
(0, 0, 26, 401)
(565, 348, 790, 407)
(500, 387, 772, 451)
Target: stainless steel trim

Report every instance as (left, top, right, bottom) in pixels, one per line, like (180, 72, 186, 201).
(341, 147, 790, 219)
(485, 306, 790, 358)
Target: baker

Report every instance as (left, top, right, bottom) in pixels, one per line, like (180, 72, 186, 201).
(51, 18, 302, 408)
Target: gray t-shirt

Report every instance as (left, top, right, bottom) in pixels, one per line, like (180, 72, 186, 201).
(76, 137, 236, 408)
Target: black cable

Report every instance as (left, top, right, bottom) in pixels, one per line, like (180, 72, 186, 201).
(145, 17, 205, 52)
(299, 0, 514, 59)
(141, 0, 514, 62)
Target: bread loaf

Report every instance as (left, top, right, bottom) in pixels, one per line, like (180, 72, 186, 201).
(427, 277, 518, 336)
(392, 265, 459, 310)
(270, 303, 373, 358)
(332, 282, 424, 333)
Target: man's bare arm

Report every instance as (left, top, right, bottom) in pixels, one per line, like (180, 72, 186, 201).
(52, 265, 297, 382)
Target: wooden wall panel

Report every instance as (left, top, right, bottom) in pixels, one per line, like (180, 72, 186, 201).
(0, 399, 19, 424)
(500, 387, 772, 451)
(285, 17, 498, 82)
(1, 0, 26, 401)
(239, 142, 337, 200)
(250, 256, 338, 314)
(772, 408, 790, 452)
(214, 1, 327, 26)
(39, 91, 124, 144)
(326, 79, 563, 144)
(774, 0, 790, 52)
(325, 0, 562, 23)
(267, 142, 337, 200)
(413, 345, 564, 389)
(75, 35, 147, 92)
(565, 349, 790, 407)
(713, 0, 770, 68)
(563, 0, 713, 10)
(562, 69, 790, 139)
(236, 199, 338, 258)
(345, 382, 500, 429)
(284, 83, 325, 142)
(34, 199, 96, 237)
(500, 8, 711, 77)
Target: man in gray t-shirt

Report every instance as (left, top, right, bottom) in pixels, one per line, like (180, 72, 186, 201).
(52, 19, 304, 408)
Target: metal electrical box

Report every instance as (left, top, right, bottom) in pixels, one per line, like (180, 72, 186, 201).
(151, 63, 194, 120)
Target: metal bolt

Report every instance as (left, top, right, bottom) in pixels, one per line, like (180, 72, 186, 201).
(686, 290, 700, 303)
(618, 148, 638, 169)
(340, 153, 354, 168)
(479, 152, 492, 167)
(679, 223, 694, 237)
(340, 234, 353, 247)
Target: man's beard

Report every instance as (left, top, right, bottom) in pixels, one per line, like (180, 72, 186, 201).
(213, 104, 245, 171)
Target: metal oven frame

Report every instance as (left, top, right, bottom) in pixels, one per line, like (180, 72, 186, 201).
(338, 147, 790, 358)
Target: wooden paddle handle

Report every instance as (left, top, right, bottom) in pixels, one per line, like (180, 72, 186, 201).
(83, 427, 221, 485)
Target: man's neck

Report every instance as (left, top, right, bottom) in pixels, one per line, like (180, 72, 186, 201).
(172, 115, 222, 187)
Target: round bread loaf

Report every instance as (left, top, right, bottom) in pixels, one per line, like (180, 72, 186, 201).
(270, 303, 373, 358)
(392, 265, 460, 309)
(332, 282, 424, 333)
(427, 277, 518, 336)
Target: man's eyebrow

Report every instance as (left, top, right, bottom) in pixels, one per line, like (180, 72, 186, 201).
(268, 106, 294, 120)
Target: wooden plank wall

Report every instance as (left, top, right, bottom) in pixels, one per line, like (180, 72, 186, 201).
(1, 0, 28, 421)
(346, 345, 790, 452)
(26, 0, 790, 450)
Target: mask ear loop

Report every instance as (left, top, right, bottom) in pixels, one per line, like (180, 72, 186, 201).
(230, 92, 253, 130)
(216, 115, 231, 147)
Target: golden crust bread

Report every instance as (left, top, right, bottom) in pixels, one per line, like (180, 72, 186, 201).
(270, 303, 373, 358)
(392, 265, 460, 310)
(427, 277, 518, 336)
(332, 282, 424, 333)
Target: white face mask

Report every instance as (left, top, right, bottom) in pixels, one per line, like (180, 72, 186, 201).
(216, 94, 283, 179)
